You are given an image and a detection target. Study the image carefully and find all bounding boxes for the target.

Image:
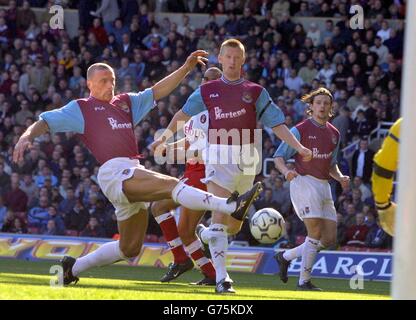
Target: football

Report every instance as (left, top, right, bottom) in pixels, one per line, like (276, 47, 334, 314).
(250, 208, 285, 244)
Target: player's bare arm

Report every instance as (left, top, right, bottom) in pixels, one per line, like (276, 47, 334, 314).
(329, 164, 350, 190)
(150, 109, 191, 153)
(274, 157, 298, 181)
(13, 119, 49, 163)
(165, 137, 189, 163)
(272, 124, 312, 161)
(151, 50, 208, 101)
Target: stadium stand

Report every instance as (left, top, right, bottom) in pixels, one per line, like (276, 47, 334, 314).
(0, 0, 405, 251)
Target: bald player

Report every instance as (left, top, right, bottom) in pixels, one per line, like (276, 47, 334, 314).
(13, 52, 263, 286)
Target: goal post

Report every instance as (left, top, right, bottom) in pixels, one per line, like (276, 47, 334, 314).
(391, 0, 416, 300)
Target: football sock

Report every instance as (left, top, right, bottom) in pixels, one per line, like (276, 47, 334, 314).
(207, 223, 231, 283)
(299, 237, 320, 285)
(72, 240, 125, 277)
(171, 180, 236, 214)
(155, 212, 188, 264)
(186, 240, 216, 279)
(283, 243, 304, 261)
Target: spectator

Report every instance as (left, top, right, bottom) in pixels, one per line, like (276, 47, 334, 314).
(4, 179, 28, 213)
(3, 217, 27, 234)
(351, 176, 373, 202)
(271, 0, 290, 19)
(43, 219, 60, 235)
(351, 138, 375, 183)
(80, 216, 106, 238)
(17, 1, 37, 32)
(19, 174, 37, 203)
(28, 55, 54, 95)
(271, 176, 291, 216)
(344, 213, 370, 247)
(298, 59, 317, 85)
(365, 217, 390, 249)
(90, 0, 120, 35)
(284, 68, 304, 94)
(306, 22, 321, 47)
(255, 188, 280, 211)
(27, 195, 49, 229)
(370, 36, 389, 66)
(65, 199, 89, 232)
(315, 60, 334, 88)
(45, 206, 65, 235)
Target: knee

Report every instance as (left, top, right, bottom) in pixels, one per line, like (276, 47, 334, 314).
(151, 201, 173, 217)
(151, 201, 164, 217)
(320, 236, 336, 249)
(120, 242, 141, 258)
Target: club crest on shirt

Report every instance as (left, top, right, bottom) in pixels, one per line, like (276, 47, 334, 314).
(122, 169, 131, 175)
(200, 114, 207, 124)
(118, 102, 130, 113)
(332, 135, 337, 145)
(242, 92, 253, 104)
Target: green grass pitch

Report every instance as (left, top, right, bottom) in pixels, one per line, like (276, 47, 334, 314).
(0, 259, 390, 300)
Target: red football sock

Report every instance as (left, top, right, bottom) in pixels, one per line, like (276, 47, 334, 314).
(155, 213, 188, 264)
(186, 240, 216, 279)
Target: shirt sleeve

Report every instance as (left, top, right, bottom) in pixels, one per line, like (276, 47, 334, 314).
(256, 88, 285, 128)
(182, 88, 207, 116)
(128, 88, 157, 126)
(273, 127, 301, 160)
(39, 100, 84, 134)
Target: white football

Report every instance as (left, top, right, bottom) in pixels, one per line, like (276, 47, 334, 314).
(250, 208, 285, 244)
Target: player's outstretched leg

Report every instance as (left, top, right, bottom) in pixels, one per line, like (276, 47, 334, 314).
(150, 200, 194, 283)
(62, 208, 148, 285)
(122, 168, 262, 221)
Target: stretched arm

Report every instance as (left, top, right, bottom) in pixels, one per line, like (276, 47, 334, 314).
(151, 50, 208, 101)
(13, 120, 49, 163)
(272, 124, 312, 161)
(150, 109, 191, 153)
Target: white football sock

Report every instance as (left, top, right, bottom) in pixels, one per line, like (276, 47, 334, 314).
(72, 240, 127, 276)
(299, 237, 320, 285)
(171, 180, 236, 214)
(283, 243, 304, 261)
(207, 223, 231, 283)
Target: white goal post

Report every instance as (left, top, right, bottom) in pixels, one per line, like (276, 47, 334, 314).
(392, 0, 416, 300)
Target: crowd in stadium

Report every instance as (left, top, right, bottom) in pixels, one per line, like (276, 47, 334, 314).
(0, 0, 405, 250)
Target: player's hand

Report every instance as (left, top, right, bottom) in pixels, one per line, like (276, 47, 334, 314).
(338, 175, 350, 190)
(184, 50, 209, 72)
(284, 170, 298, 181)
(150, 139, 167, 157)
(13, 135, 31, 163)
(377, 201, 396, 236)
(299, 146, 312, 162)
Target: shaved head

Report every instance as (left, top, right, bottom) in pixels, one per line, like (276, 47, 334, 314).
(87, 63, 114, 80)
(203, 67, 222, 83)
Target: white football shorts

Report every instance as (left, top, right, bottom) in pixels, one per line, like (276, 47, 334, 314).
(289, 174, 336, 222)
(97, 157, 148, 221)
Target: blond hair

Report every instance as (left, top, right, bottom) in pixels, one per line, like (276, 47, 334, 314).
(301, 87, 334, 117)
(219, 38, 245, 57)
